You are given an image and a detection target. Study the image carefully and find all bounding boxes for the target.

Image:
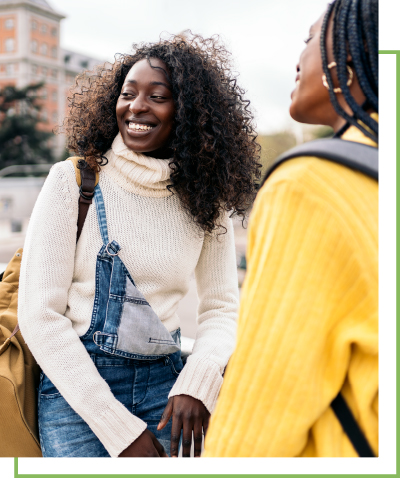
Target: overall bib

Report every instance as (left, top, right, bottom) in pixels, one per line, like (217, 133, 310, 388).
(38, 185, 184, 457)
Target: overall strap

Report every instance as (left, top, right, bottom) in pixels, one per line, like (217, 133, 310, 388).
(261, 138, 378, 188)
(94, 184, 109, 245)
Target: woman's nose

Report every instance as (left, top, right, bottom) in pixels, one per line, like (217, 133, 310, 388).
(129, 95, 148, 114)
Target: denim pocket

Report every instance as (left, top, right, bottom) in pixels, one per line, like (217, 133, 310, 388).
(39, 373, 62, 399)
(165, 356, 183, 378)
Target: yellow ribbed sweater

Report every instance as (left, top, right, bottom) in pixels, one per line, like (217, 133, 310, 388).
(203, 121, 378, 457)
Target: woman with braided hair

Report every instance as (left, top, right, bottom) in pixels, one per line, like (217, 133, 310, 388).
(18, 34, 261, 457)
(204, 0, 378, 457)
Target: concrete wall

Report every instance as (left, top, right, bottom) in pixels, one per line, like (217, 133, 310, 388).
(0, 176, 45, 237)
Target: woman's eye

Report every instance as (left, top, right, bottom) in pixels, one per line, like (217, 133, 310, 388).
(304, 36, 313, 44)
(151, 95, 166, 100)
(121, 92, 134, 97)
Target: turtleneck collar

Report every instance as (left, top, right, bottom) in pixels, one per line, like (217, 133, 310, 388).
(102, 133, 173, 197)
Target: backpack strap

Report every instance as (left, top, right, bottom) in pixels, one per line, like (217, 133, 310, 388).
(331, 392, 375, 457)
(261, 138, 378, 188)
(68, 157, 99, 242)
(0, 159, 98, 345)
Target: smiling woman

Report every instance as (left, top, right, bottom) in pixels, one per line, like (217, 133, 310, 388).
(62, 35, 261, 233)
(17, 34, 261, 459)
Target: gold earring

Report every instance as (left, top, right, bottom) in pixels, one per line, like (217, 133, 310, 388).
(322, 61, 353, 93)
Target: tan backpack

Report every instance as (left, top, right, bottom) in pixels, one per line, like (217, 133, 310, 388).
(0, 158, 97, 457)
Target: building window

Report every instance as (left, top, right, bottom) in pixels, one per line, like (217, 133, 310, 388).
(41, 24, 47, 34)
(31, 64, 38, 75)
(64, 54, 70, 64)
(51, 28, 57, 37)
(51, 46, 57, 58)
(5, 19, 14, 30)
(6, 64, 14, 76)
(80, 60, 88, 69)
(51, 69, 57, 79)
(31, 40, 38, 53)
(42, 66, 47, 77)
(40, 43, 48, 56)
(52, 91, 57, 102)
(5, 38, 15, 52)
(31, 20, 38, 31)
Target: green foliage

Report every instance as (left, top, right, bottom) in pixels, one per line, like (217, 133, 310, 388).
(257, 131, 297, 177)
(0, 83, 55, 170)
(257, 125, 334, 178)
(311, 125, 334, 138)
(58, 146, 73, 162)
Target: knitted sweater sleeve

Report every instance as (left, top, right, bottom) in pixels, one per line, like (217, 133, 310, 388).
(168, 211, 239, 412)
(18, 162, 147, 458)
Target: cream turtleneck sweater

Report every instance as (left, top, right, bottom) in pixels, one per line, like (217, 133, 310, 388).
(18, 133, 239, 458)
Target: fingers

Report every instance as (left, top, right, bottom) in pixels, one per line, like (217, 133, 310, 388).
(193, 421, 203, 457)
(170, 413, 182, 458)
(203, 415, 210, 438)
(149, 431, 167, 458)
(158, 397, 174, 431)
(119, 430, 161, 457)
(181, 418, 193, 457)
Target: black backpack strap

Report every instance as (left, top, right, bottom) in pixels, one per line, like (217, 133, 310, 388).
(331, 392, 375, 457)
(76, 160, 96, 242)
(261, 138, 378, 188)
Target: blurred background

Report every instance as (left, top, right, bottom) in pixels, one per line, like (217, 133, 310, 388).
(0, 0, 333, 338)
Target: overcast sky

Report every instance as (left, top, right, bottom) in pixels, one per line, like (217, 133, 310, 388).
(50, 0, 329, 134)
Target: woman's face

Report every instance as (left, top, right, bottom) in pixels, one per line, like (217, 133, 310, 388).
(116, 58, 175, 158)
(289, 11, 339, 126)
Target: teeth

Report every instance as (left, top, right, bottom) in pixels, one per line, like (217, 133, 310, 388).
(128, 122, 154, 131)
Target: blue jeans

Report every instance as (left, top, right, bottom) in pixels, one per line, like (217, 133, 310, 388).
(38, 350, 183, 457)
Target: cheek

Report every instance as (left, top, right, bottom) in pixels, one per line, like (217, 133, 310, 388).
(115, 100, 125, 121)
(162, 108, 175, 132)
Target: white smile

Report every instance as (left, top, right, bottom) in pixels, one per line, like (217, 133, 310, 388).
(128, 122, 154, 131)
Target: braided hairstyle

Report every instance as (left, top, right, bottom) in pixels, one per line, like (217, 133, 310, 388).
(63, 34, 261, 234)
(320, 0, 378, 142)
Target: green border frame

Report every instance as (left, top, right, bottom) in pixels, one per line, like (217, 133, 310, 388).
(11, 49, 398, 479)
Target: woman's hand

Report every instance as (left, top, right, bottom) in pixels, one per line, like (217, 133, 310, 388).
(118, 429, 168, 457)
(157, 394, 210, 457)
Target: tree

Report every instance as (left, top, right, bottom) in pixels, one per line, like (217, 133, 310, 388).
(0, 83, 55, 170)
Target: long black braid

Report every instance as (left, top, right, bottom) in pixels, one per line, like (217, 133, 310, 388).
(320, 0, 378, 143)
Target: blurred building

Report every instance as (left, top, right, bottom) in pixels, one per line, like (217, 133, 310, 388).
(0, 0, 103, 158)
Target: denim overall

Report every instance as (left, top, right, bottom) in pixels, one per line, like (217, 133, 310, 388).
(38, 185, 183, 457)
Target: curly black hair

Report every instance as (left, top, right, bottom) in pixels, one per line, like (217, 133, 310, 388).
(62, 33, 261, 233)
